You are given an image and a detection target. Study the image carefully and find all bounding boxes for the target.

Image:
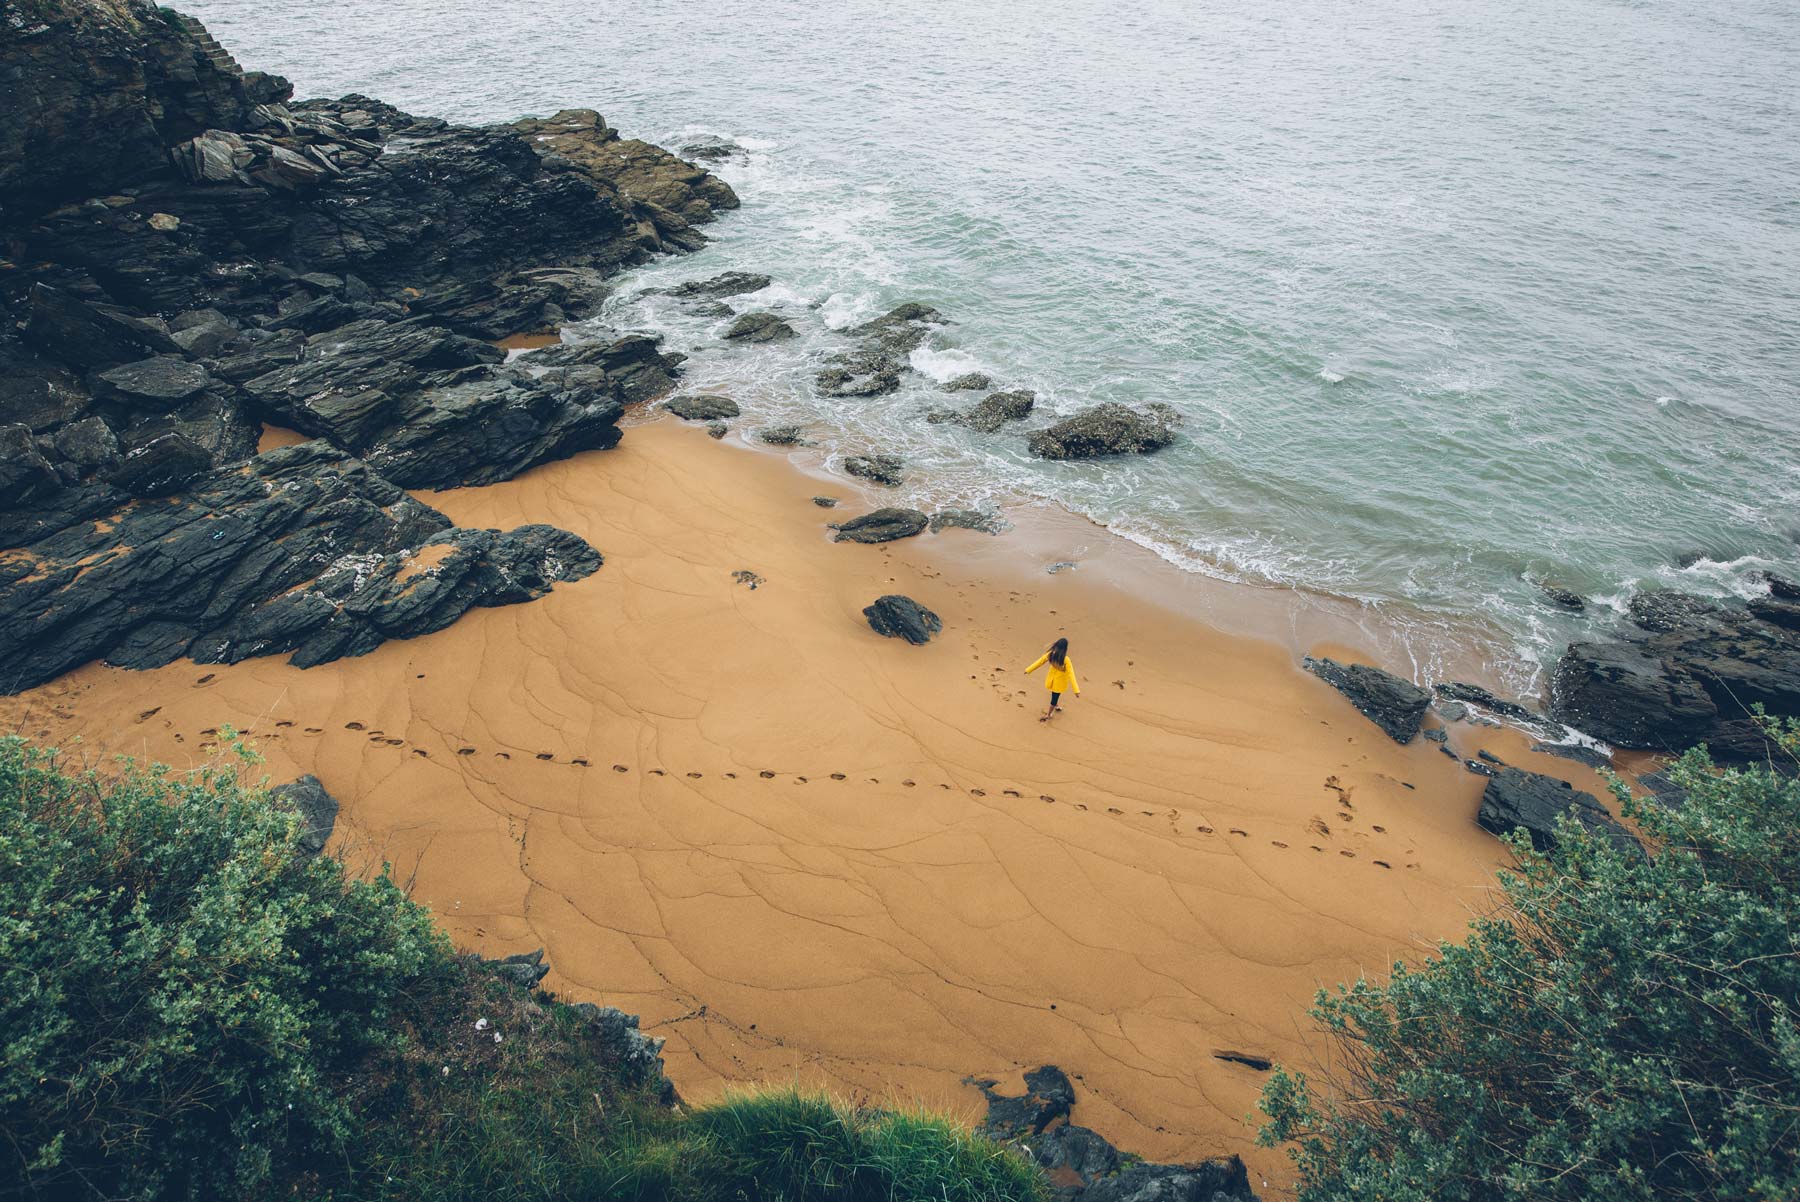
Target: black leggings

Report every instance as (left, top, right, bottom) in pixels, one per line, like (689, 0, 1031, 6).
(1049, 691, 1062, 707)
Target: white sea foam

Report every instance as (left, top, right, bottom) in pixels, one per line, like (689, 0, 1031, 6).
(909, 346, 985, 382)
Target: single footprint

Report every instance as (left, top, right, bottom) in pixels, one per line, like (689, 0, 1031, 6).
(761, 770, 777, 779)
(572, 758, 590, 767)
(195, 674, 215, 685)
(1139, 810, 1155, 816)
(1228, 828, 1249, 837)
(795, 776, 808, 784)
(687, 771, 703, 779)
(1107, 807, 1125, 815)
(613, 764, 628, 773)
(1309, 845, 1324, 852)
(649, 768, 666, 776)
(831, 773, 846, 780)
(496, 752, 511, 760)
(1196, 825, 1213, 834)
(275, 719, 293, 728)
(383, 738, 402, 746)
(1371, 824, 1386, 833)
(1271, 841, 1288, 848)
(1040, 794, 1055, 802)
(346, 722, 365, 731)
(304, 727, 322, 734)
(1308, 817, 1331, 836)
(939, 783, 952, 790)
(724, 772, 738, 779)
(1074, 803, 1088, 811)
(902, 780, 916, 788)
(1337, 811, 1354, 823)
(412, 749, 428, 758)
(1373, 860, 1392, 869)
(1339, 849, 1356, 858)
(536, 752, 555, 761)
(970, 788, 986, 797)
(1003, 789, 1021, 797)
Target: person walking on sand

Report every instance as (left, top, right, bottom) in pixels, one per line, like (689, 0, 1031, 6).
(1025, 637, 1080, 721)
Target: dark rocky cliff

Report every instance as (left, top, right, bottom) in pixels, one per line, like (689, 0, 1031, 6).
(0, 0, 737, 691)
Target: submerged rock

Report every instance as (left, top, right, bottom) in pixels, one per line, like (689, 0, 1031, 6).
(863, 595, 941, 644)
(930, 509, 1007, 535)
(757, 425, 804, 445)
(269, 775, 339, 857)
(1303, 656, 1431, 744)
(665, 394, 740, 421)
(1538, 581, 1587, 611)
(659, 271, 770, 299)
(1478, 767, 1636, 853)
(940, 371, 993, 392)
(948, 389, 1035, 434)
(722, 311, 796, 342)
(830, 507, 929, 544)
(1027, 403, 1177, 460)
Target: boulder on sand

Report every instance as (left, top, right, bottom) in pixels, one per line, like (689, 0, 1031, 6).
(1478, 767, 1637, 853)
(269, 775, 339, 857)
(1026, 402, 1177, 460)
(664, 394, 740, 421)
(863, 595, 941, 644)
(1303, 656, 1431, 744)
(830, 507, 928, 544)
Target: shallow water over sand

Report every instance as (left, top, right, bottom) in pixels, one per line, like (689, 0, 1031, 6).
(191, 0, 1800, 690)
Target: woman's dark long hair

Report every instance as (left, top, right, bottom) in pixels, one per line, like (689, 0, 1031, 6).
(1047, 637, 1068, 668)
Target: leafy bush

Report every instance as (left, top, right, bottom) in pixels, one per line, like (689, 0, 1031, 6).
(0, 734, 448, 1200)
(0, 735, 1045, 1202)
(1259, 722, 1800, 1202)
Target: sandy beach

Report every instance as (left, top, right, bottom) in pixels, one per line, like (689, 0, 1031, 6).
(0, 415, 1627, 1192)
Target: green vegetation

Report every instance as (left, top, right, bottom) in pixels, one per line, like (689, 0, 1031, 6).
(0, 735, 1045, 1202)
(1259, 721, 1800, 1202)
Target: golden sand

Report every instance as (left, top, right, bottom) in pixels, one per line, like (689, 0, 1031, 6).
(1, 418, 1625, 1193)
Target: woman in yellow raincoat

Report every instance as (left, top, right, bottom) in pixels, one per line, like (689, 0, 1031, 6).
(1024, 637, 1079, 721)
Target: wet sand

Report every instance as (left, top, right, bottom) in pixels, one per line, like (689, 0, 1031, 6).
(1, 417, 1625, 1193)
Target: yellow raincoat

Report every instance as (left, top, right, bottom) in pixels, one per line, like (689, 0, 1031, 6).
(1025, 651, 1080, 694)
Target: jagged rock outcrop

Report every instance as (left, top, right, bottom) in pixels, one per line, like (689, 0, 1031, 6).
(973, 1065, 1258, 1201)
(1027, 403, 1178, 460)
(931, 388, 1035, 434)
(0, 439, 601, 690)
(0, 1, 734, 692)
(815, 303, 945, 398)
(1478, 767, 1637, 853)
(863, 595, 941, 644)
(722, 311, 795, 342)
(665, 394, 740, 421)
(1550, 589, 1800, 760)
(1303, 656, 1431, 743)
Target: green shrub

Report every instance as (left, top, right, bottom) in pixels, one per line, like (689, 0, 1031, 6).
(0, 735, 449, 1200)
(1259, 720, 1800, 1202)
(0, 735, 1046, 1202)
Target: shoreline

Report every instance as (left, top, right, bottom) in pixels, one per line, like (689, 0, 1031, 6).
(0, 414, 1631, 1193)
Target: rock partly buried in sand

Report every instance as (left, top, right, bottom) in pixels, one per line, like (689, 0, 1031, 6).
(1478, 768, 1637, 853)
(1530, 740, 1613, 769)
(844, 454, 904, 486)
(660, 271, 771, 299)
(973, 1065, 1258, 1201)
(0, 441, 602, 692)
(1303, 656, 1431, 744)
(722, 311, 796, 342)
(863, 595, 941, 644)
(812, 496, 839, 508)
(830, 507, 929, 544)
(930, 509, 1007, 535)
(705, 421, 728, 439)
(665, 394, 741, 421)
(269, 775, 340, 857)
(757, 425, 803, 445)
(1027, 402, 1177, 460)
(940, 371, 993, 392)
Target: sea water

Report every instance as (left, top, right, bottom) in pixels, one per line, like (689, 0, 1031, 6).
(189, 0, 1800, 693)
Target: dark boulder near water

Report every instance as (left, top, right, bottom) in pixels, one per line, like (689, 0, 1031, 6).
(0, 2, 734, 692)
(815, 303, 945, 398)
(930, 509, 1007, 535)
(1027, 403, 1178, 460)
(1303, 656, 1431, 743)
(657, 270, 770, 299)
(1478, 767, 1636, 853)
(941, 371, 992, 392)
(665, 394, 741, 421)
(830, 507, 929, 543)
(757, 425, 804, 445)
(1550, 590, 1800, 760)
(269, 774, 340, 857)
(932, 388, 1035, 434)
(1538, 581, 1586, 611)
(862, 595, 941, 644)
(844, 454, 904, 486)
(722, 311, 796, 342)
